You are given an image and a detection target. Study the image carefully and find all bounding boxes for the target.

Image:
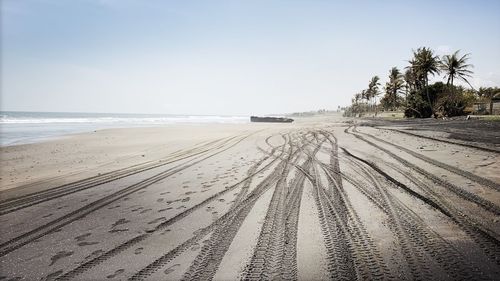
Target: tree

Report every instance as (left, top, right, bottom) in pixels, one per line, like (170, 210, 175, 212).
(435, 50, 474, 117)
(403, 68, 417, 107)
(383, 67, 404, 110)
(410, 47, 441, 115)
(477, 87, 500, 100)
(361, 89, 368, 104)
(440, 50, 474, 88)
(367, 76, 380, 112)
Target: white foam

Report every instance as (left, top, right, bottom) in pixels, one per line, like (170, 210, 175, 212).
(0, 115, 249, 124)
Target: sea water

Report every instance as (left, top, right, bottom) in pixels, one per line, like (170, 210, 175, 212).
(0, 111, 249, 146)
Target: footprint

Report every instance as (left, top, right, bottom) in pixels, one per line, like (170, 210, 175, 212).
(160, 229, 171, 235)
(106, 269, 125, 279)
(158, 207, 172, 212)
(140, 208, 152, 214)
(49, 251, 73, 266)
(41, 270, 63, 281)
(78, 241, 99, 247)
(160, 191, 170, 195)
(42, 213, 53, 218)
(111, 218, 130, 228)
(218, 199, 225, 202)
(147, 217, 166, 225)
(134, 247, 144, 255)
(181, 197, 190, 202)
(83, 250, 104, 262)
(176, 205, 186, 210)
(26, 253, 43, 262)
(157, 198, 164, 203)
(164, 264, 180, 275)
(109, 228, 129, 233)
(75, 233, 92, 241)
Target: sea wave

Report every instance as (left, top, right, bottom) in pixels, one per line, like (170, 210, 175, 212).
(0, 115, 249, 124)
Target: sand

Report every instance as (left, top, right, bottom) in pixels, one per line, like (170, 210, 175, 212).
(0, 115, 499, 280)
(0, 124, 273, 197)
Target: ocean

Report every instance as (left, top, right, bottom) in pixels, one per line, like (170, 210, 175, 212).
(0, 111, 249, 146)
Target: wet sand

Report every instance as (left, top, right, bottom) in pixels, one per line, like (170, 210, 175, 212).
(0, 115, 499, 280)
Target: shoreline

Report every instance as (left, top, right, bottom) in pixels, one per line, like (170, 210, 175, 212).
(0, 111, 251, 147)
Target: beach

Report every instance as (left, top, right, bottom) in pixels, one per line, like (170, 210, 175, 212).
(1, 115, 499, 280)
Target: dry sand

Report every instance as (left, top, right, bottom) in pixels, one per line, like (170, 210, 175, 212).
(0, 115, 499, 280)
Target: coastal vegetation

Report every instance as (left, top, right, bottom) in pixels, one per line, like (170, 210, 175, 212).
(344, 47, 500, 118)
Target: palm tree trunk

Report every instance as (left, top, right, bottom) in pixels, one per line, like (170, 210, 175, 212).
(425, 77, 433, 117)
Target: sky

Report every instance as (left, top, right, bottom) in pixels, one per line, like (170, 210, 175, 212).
(1, 0, 500, 115)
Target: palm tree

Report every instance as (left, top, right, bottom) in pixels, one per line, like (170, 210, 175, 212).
(367, 76, 380, 113)
(360, 89, 370, 114)
(440, 50, 474, 89)
(354, 92, 361, 104)
(403, 68, 416, 106)
(385, 67, 404, 110)
(410, 47, 441, 114)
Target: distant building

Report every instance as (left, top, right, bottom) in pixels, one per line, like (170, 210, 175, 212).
(473, 102, 488, 115)
(491, 93, 500, 115)
(472, 93, 500, 115)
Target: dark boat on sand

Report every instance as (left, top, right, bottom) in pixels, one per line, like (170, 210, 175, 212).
(250, 116, 294, 123)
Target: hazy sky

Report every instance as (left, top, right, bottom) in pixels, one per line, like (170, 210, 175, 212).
(2, 0, 500, 115)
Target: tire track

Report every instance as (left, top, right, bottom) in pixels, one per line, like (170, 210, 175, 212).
(293, 134, 358, 280)
(354, 127, 500, 192)
(53, 134, 290, 281)
(382, 127, 500, 154)
(345, 126, 500, 216)
(307, 162, 357, 280)
(355, 154, 500, 269)
(312, 132, 393, 280)
(0, 136, 237, 215)
(179, 133, 306, 281)
(0, 134, 251, 257)
(233, 134, 288, 207)
(341, 147, 486, 280)
(241, 133, 322, 280)
(296, 143, 391, 280)
(129, 139, 297, 281)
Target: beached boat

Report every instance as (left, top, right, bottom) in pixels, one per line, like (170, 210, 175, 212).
(250, 116, 294, 123)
